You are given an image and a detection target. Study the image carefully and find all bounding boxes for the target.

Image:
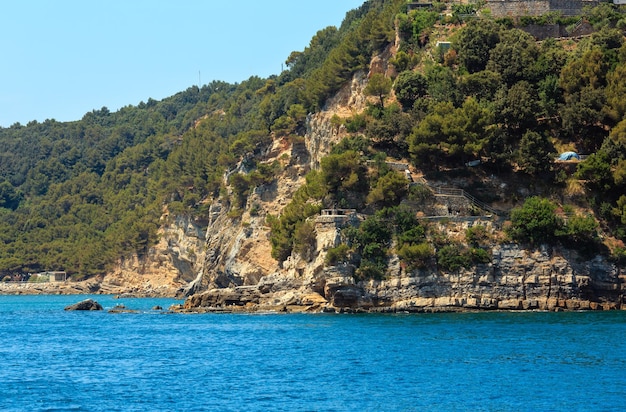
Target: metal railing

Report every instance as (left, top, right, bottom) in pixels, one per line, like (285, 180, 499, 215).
(431, 186, 501, 216)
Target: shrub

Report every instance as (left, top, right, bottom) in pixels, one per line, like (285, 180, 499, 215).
(397, 242, 434, 269)
(508, 196, 563, 245)
(437, 244, 472, 272)
(398, 226, 426, 248)
(227, 208, 244, 220)
(293, 221, 317, 261)
(470, 247, 491, 264)
(331, 135, 371, 156)
(345, 113, 367, 133)
(611, 247, 626, 263)
(408, 184, 433, 203)
(557, 214, 599, 246)
(466, 225, 490, 246)
(325, 244, 350, 266)
(229, 173, 251, 209)
(355, 260, 386, 281)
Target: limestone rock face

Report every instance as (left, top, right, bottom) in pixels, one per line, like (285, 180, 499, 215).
(361, 242, 624, 312)
(178, 217, 625, 313)
(183, 69, 369, 298)
(100, 213, 206, 297)
(306, 70, 367, 170)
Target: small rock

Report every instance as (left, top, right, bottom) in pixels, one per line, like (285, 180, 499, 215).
(64, 299, 103, 311)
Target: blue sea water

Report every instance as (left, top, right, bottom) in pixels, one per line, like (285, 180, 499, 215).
(0, 295, 625, 412)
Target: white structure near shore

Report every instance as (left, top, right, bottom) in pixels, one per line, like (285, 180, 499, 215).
(32, 271, 68, 282)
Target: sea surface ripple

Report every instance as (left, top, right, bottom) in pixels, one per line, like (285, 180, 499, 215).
(1, 295, 625, 411)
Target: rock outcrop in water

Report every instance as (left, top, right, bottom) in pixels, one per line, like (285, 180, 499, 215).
(64, 299, 103, 311)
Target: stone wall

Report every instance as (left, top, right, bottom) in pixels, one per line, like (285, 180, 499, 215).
(521, 24, 566, 40)
(486, 0, 599, 18)
(487, 0, 550, 17)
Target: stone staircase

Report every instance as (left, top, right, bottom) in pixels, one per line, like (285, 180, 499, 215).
(412, 178, 505, 217)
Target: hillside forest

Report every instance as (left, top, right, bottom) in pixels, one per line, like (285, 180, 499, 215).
(1, 0, 626, 281)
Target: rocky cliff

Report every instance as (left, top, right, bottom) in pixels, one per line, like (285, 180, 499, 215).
(0, 214, 205, 297)
(86, 46, 625, 312)
(178, 215, 625, 313)
(170, 48, 625, 312)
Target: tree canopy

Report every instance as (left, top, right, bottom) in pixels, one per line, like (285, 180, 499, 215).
(2, 0, 626, 280)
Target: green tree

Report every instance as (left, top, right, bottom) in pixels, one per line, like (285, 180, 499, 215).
(557, 214, 599, 247)
(367, 171, 408, 208)
(0, 180, 22, 210)
(320, 150, 368, 206)
(601, 119, 626, 165)
(393, 70, 428, 110)
(605, 63, 626, 122)
(508, 196, 563, 245)
(486, 29, 539, 86)
(453, 19, 501, 73)
(495, 81, 540, 131)
(575, 151, 613, 192)
(518, 130, 555, 175)
(409, 98, 493, 167)
(584, 3, 623, 29)
(365, 104, 412, 150)
(560, 48, 608, 94)
(390, 50, 413, 72)
(398, 9, 439, 49)
(536, 38, 569, 79)
(537, 75, 562, 118)
(346, 213, 393, 280)
(365, 73, 393, 108)
(293, 221, 317, 261)
(560, 86, 608, 152)
(458, 70, 502, 102)
(425, 65, 460, 104)
(408, 101, 449, 169)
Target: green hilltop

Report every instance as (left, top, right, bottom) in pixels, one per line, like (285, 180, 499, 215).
(1, 0, 626, 280)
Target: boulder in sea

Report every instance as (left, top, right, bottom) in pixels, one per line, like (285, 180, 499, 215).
(64, 299, 103, 311)
(108, 304, 139, 313)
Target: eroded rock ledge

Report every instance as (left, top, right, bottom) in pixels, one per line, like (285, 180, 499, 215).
(177, 244, 626, 314)
(174, 285, 622, 314)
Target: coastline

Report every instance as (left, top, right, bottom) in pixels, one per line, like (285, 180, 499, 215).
(0, 280, 179, 298)
(174, 286, 625, 314)
(2, 280, 623, 313)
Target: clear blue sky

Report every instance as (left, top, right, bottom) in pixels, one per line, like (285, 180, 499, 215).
(0, 0, 364, 127)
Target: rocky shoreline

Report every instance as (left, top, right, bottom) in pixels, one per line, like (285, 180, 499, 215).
(173, 284, 625, 314)
(4, 239, 625, 315)
(2, 279, 623, 314)
(0, 279, 179, 298)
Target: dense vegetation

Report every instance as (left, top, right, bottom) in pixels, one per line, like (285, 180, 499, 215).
(2, 0, 626, 280)
(0, 0, 394, 278)
(270, 1, 626, 273)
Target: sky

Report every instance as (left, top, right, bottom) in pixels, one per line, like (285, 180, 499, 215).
(0, 0, 364, 127)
